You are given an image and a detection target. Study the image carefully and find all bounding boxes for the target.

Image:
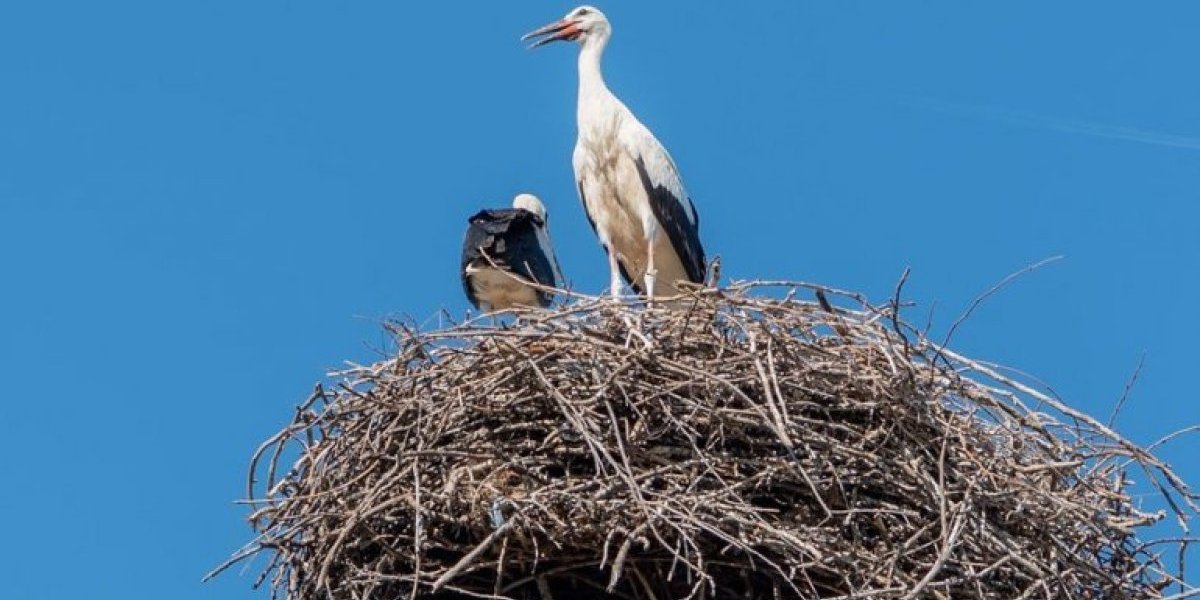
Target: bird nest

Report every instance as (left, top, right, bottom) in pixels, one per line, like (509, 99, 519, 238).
(214, 284, 1198, 599)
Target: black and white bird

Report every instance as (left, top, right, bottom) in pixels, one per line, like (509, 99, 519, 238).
(461, 194, 565, 312)
(524, 6, 706, 300)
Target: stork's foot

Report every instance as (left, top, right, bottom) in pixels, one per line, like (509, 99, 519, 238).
(619, 311, 654, 350)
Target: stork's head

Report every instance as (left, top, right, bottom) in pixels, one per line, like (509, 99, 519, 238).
(513, 193, 548, 222)
(522, 6, 610, 49)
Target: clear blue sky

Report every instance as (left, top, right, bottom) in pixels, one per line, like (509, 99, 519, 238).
(1, 2, 1197, 598)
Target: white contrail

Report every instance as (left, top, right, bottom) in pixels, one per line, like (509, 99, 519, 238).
(894, 94, 1200, 151)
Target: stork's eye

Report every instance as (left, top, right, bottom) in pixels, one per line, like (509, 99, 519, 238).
(576, 8, 591, 16)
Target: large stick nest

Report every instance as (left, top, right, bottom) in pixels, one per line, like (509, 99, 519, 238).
(216, 284, 1198, 599)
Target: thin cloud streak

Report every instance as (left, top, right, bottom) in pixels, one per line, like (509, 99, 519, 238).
(895, 94, 1200, 151)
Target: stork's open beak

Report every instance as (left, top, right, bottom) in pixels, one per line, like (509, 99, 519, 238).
(521, 19, 581, 48)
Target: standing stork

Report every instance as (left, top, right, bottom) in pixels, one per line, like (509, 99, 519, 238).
(461, 194, 565, 312)
(524, 5, 706, 299)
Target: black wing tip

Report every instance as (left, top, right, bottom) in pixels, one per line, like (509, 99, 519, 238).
(468, 207, 537, 223)
(466, 208, 493, 223)
(632, 156, 706, 284)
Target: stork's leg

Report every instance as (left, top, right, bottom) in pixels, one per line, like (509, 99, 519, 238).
(644, 234, 658, 302)
(608, 249, 623, 299)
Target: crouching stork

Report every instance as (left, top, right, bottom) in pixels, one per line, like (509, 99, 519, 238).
(461, 194, 565, 312)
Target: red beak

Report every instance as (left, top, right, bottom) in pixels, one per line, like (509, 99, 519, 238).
(521, 19, 582, 48)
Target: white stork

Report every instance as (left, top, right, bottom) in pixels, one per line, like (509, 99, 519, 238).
(524, 5, 706, 299)
(461, 194, 565, 312)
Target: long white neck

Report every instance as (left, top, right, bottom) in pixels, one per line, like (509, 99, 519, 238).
(577, 34, 615, 130)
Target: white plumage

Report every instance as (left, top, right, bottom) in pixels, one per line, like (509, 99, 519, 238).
(525, 5, 705, 299)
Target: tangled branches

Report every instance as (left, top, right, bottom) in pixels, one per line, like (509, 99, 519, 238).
(212, 284, 1198, 599)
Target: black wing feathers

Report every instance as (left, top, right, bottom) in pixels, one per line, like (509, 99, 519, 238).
(633, 156, 706, 284)
(460, 209, 558, 308)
